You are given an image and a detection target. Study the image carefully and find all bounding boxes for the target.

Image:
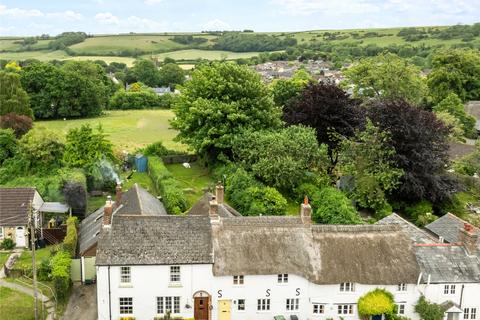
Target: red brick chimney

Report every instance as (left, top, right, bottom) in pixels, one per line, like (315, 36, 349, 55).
(115, 182, 122, 208)
(301, 196, 312, 225)
(215, 182, 224, 205)
(103, 196, 114, 228)
(459, 223, 479, 255)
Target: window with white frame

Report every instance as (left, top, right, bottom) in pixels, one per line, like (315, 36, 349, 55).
(157, 296, 181, 314)
(119, 297, 133, 314)
(233, 275, 244, 285)
(257, 299, 270, 311)
(278, 274, 288, 283)
(338, 304, 354, 315)
(464, 308, 477, 320)
(313, 303, 325, 314)
(237, 299, 245, 311)
(444, 284, 456, 295)
(286, 298, 299, 311)
(120, 266, 131, 284)
(170, 266, 180, 283)
(396, 304, 405, 315)
(340, 282, 355, 292)
(397, 283, 407, 291)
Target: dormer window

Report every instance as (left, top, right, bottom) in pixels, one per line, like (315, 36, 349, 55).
(233, 275, 244, 285)
(340, 282, 355, 292)
(278, 274, 288, 283)
(397, 283, 407, 291)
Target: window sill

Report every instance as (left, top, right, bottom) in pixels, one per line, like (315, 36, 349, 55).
(119, 283, 133, 288)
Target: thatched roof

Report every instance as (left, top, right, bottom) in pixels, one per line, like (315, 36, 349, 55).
(212, 217, 420, 285)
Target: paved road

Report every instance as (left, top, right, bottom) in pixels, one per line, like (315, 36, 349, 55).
(62, 283, 97, 320)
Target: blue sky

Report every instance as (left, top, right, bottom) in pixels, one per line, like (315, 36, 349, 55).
(0, 0, 479, 36)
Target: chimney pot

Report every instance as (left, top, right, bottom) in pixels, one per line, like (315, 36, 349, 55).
(459, 224, 479, 255)
(215, 182, 224, 205)
(300, 196, 312, 225)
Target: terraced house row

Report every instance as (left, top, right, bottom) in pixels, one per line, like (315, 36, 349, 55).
(93, 184, 480, 320)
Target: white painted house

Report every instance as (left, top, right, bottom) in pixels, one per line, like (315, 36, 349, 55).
(95, 186, 480, 320)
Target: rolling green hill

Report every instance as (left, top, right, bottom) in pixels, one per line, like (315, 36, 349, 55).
(1, 24, 479, 65)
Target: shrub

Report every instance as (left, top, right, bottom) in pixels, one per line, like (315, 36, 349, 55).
(405, 201, 434, 225)
(314, 187, 362, 224)
(415, 296, 446, 320)
(63, 217, 78, 257)
(0, 113, 33, 137)
(148, 156, 173, 191)
(358, 289, 395, 319)
(50, 250, 72, 301)
(142, 141, 178, 158)
(38, 258, 51, 281)
(1, 238, 15, 250)
(62, 182, 87, 218)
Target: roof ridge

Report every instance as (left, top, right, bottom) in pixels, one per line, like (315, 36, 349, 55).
(134, 183, 144, 214)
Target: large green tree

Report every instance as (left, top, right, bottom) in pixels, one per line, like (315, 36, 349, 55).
(338, 120, 403, 216)
(171, 62, 282, 163)
(129, 59, 159, 87)
(158, 63, 185, 89)
(344, 53, 427, 105)
(433, 93, 476, 138)
(427, 49, 480, 104)
(0, 128, 17, 166)
(270, 69, 312, 107)
(232, 125, 324, 191)
(313, 186, 362, 224)
(0, 71, 33, 118)
(63, 124, 114, 170)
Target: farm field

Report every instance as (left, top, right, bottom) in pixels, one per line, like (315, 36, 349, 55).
(35, 109, 184, 152)
(149, 49, 265, 61)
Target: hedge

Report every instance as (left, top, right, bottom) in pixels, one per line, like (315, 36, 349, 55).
(109, 90, 173, 110)
(50, 250, 72, 301)
(63, 216, 78, 257)
(147, 156, 187, 214)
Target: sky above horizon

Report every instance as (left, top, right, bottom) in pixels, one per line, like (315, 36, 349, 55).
(0, 0, 479, 36)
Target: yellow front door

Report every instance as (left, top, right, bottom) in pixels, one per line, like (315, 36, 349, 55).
(218, 299, 231, 320)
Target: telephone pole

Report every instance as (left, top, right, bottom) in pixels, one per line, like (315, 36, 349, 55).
(28, 201, 39, 320)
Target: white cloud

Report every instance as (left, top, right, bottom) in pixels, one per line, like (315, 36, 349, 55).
(270, 0, 381, 16)
(47, 10, 83, 21)
(0, 5, 44, 18)
(95, 12, 120, 24)
(144, 0, 163, 5)
(202, 19, 232, 31)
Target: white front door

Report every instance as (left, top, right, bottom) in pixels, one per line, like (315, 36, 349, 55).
(15, 227, 26, 247)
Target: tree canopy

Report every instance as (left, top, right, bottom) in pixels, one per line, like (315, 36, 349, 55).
(366, 99, 456, 203)
(344, 52, 427, 105)
(313, 186, 362, 224)
(158, 63, 185, 89)
(427, 49, 480, 104)
(0, 71, 33, 118)
(433, 93, 476, 138)
(270, 69, 312, 107)
(171, 62, 282, 163)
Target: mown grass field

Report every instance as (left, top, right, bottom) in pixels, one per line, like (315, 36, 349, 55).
(35, 109, 184, 152)
(0, 286, 40, 320)
(149, 49, 265, 61)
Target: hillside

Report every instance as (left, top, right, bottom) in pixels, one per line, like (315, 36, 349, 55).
(0, 24, 479, 66)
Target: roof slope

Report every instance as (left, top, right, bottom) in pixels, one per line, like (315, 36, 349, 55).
(96, 215, 213, 265)
(415, 244, 480, 283)
(187, 193, 241, 217)
(79, 206, 104, 255)
(377, 213, 437, 244)
(0, 188, 35, 226)
(425, 213, 479, 243)
(116, 184, 167, 216)
(212, 217, 420, 285)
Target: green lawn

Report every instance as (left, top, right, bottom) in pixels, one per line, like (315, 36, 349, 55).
(15, 246, 55, 271)
(122, 171, 157, 195)
(0, 251, 11, 267)
(35, 110, 184, 152)
(0, 286, 42, 320)
(165, 163, 215, 207)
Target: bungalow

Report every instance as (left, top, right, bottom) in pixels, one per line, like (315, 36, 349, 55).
(0, 187, 70, 248)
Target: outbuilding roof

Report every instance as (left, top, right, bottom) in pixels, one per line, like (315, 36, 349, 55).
(425, 213, 479, 243)
(116, 184, 167, 216)
(96, 215, 213, 265)
(0, 187, 36, 226)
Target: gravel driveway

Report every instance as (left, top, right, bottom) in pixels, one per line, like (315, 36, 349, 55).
(62, 283, 97, 320)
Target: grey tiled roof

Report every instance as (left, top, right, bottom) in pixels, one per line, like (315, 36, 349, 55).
(415, 245, 480, 283)
(96, 215, 213, 265)
(116, 184, 167, 216)
(377, 213, 437, 244)
(79, 206, 104, 255)
(0, 188, 36, 226)
(425, 213, 479, 243)
(187, 193, 241, 217)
